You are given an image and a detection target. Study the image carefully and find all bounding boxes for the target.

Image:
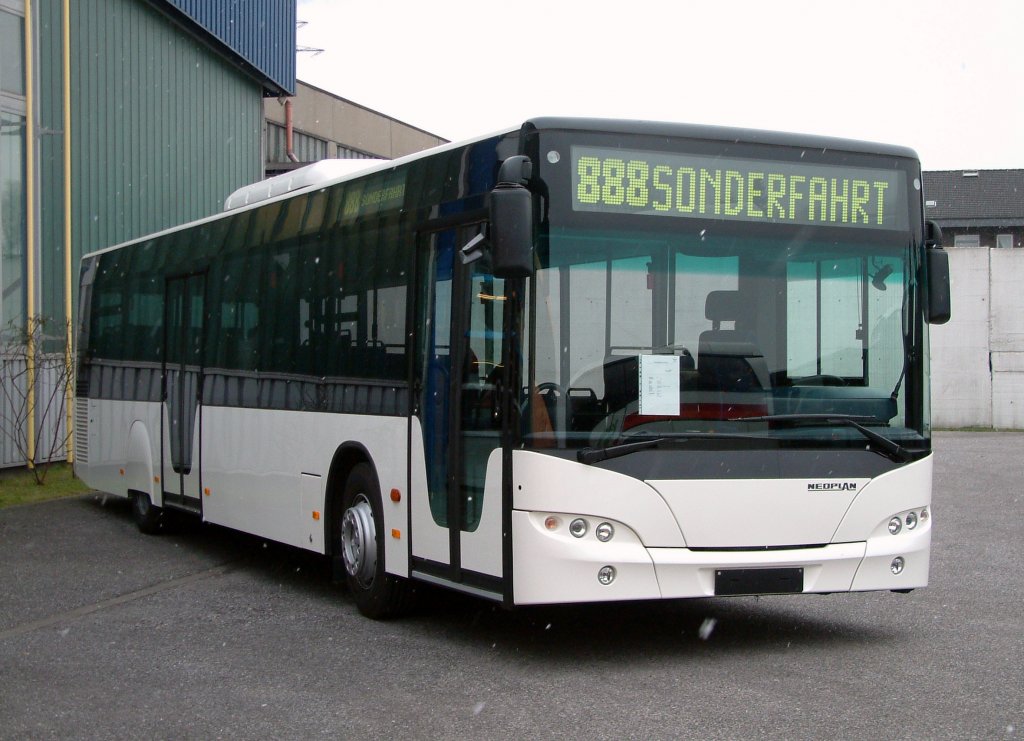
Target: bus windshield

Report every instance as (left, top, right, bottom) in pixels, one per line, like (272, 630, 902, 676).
(523, 225, 927, 452)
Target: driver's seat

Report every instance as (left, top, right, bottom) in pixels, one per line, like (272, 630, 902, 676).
(697, 290, 770, 392)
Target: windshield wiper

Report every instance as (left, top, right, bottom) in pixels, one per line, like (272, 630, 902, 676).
(730, 413, 912, 463)
(577, 437, 667, 464)
(577, 431, 769, 465)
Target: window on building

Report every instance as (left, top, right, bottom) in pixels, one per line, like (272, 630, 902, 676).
(953, 234, 981, 248)
(338, 144, 381, 160)
(1, 6, 27, 340)
(265, 122, 329, 163)
(0, 9, 25, 96)
(996, 234, 1015, 249)
(1, 111, 26, 339)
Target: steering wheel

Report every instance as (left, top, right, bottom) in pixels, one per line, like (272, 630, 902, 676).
(535, 382, 563, 398)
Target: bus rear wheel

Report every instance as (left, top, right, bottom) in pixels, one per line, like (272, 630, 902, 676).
(339, 463, 413, 619)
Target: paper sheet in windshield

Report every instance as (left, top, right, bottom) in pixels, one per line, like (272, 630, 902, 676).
(638, 354, 680, 416)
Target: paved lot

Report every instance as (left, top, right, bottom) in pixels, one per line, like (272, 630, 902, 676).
(1, 432, 1022, 739)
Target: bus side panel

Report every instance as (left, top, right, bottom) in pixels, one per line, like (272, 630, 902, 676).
(408, 417, 449, 565)
(200, 406, 409, 569)
(77, 398, 160, 503)
(459, 449, 503, 577)
(124, 418, 158, 503)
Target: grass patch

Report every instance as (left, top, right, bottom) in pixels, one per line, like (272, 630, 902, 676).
(0, 463, 91, 509)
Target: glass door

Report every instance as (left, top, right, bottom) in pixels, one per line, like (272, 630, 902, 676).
(413, 223, 506, 584)
(162, 273, 204, 512)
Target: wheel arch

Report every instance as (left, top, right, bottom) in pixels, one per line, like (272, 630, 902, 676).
(125, 420, 157, 504)
(324, 442, 379, 557)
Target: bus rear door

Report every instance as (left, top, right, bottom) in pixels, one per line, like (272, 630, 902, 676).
(161, 273, 205, 513)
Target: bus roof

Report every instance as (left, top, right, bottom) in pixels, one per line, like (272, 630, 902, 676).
(85, 117, 919, 259)
(523, 117, 921, 162)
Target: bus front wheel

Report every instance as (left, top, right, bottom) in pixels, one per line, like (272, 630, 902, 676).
(339, 463, 412, 619)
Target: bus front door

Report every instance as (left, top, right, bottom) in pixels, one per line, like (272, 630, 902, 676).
(161, 273, 204, 514)
(412, 224, 505, 596)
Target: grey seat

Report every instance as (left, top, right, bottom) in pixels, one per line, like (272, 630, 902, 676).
(697, 290, 770, 392)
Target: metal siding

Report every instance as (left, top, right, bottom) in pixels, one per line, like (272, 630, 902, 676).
(71, 0, 262, 265)
(0, 353, 68, 468)
(161, 0, 295, 95)
(36, 0, 66, 336)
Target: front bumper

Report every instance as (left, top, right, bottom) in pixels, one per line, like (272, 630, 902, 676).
(511, 509, 931, 605)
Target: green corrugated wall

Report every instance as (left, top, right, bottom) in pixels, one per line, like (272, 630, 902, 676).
(72, 0, 263, 251)
(37, 0, 65, 339)
(38, 0, 263, 326)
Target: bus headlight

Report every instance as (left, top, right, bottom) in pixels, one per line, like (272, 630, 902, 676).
(891, 557, 905, 575)
(905, 511, 918, 530)
(595, 522, 615, 542)
(597, 566, 616, 585)
(888, 517, 902, 535)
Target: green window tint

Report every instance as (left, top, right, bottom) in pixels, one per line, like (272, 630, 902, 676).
(528, 227, 919, 448)
(672, 253, 739, 353)
(609, 257, 653, 350)
(819, 258, 863, 379)
(318, 217, 407, 380)
(785, 261, 818, 376)
(459, 263, 504, 532)
(122, 241, 166, 363)
(124, 280, 163, 363)
(208, 248, 262, 372)
(89, 253, 128, 360)
(262, 245, 300, 373)
(0, 11, 24, 95)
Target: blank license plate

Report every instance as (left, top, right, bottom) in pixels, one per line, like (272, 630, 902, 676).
(714, 567, 804, 596)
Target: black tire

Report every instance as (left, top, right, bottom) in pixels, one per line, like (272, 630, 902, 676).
(338, 463, 413, 619)
(131, 491, 164, 535)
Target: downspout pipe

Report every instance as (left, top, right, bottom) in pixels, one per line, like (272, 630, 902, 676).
(25, 0, 36, 467)
(63, 0, 73, 463)
(284, 98, 299, 163)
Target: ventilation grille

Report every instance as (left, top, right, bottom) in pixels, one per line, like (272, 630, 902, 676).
(74, 398, 89, 464)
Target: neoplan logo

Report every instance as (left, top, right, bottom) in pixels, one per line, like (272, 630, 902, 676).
(807, 482, 858, 492)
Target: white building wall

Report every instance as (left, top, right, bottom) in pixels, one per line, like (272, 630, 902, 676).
(989, 250, 1024, 428)
(931, 248, 1024, 429)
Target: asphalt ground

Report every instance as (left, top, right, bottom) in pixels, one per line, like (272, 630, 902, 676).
(0, 431, 1021, 739)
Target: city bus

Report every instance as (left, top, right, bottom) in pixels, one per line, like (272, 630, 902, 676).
(75, 118, 951, 618)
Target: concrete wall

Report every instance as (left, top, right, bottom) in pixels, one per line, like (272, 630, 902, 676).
(931, 248, 1024, 429)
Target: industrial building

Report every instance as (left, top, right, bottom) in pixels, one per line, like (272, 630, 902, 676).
(0, 0, 445, 467)
(263, 80, 446, 176)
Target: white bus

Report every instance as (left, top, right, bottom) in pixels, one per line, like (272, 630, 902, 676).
(76, 118, 951, 618)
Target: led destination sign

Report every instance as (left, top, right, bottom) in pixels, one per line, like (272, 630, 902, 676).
(571, 146, 908, 231)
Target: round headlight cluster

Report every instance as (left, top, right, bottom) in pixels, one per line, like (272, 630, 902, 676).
(888, 508, 929, 535)
(563, 517, 616, 542)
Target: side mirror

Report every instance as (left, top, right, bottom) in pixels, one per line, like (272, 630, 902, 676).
(925, 221, 951, 325)
(489, 157, 535, 278)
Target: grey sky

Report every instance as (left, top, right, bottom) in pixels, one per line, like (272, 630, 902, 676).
(295, 0, 1023, 170)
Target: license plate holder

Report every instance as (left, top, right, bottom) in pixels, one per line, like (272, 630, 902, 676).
(714, 567, 804, 596)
